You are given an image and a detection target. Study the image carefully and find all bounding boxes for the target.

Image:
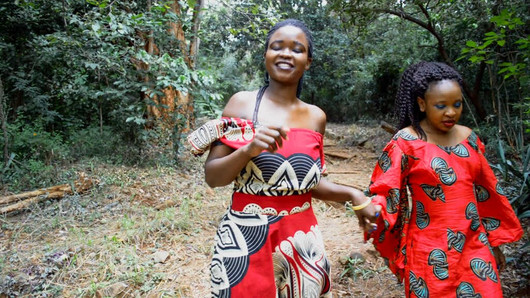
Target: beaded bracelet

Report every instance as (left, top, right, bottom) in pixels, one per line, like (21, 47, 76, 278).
(352, 197, 372, 211)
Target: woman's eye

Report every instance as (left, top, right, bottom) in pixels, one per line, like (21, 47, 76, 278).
(293, 48, 302, 53)
(435, 104, 446, 109)
(454, 102, 462, 108)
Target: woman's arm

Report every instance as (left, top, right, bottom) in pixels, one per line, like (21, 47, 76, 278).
(312, 178, 379, 231)
(204, 91, 291, 187)
(204, 125, 289, 187)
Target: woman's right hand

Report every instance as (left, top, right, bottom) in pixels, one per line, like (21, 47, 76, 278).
(242, 125, 290, 158)
(355, 203, 381, 233)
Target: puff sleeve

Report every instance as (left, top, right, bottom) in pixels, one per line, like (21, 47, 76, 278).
(365, 138, 412, 280)
(473, 137, 523, 247)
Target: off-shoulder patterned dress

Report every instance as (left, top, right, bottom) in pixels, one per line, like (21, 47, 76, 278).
(366, 129, 523, 298)
(188, 114, 331, 297)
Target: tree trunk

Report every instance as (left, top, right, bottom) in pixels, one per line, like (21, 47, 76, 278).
(372, 5, 488, 120)
(0, 77, 8, 167)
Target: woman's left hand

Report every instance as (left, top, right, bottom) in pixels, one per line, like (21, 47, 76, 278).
(492, 246, 506, 272)
(355, 203, 381, 233)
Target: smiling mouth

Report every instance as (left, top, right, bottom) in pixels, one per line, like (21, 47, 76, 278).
(276, 62, 293, 69)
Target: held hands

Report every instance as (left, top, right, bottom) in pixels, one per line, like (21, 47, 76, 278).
(352, 197, 382, 234)
(242, 125, 290, 158)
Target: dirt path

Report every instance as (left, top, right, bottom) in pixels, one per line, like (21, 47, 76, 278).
(316, 131, 405, 297)
(1, 123, 527, 297)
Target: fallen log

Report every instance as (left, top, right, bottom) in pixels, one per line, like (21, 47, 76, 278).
(0, 173, 96, 214)
(381, 121, 396, 135)
(327, 170, 363, 174)
(324, 151, 354, 159)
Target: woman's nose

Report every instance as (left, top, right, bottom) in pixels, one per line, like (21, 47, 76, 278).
(445, 107, 456, 116)
(279, 48, 292, 57)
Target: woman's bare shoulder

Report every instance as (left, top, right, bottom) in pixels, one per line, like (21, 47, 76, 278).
(222, 90, 258, 118)
(301, 101, 326, 134)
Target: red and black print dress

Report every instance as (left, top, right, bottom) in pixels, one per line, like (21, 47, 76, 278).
(188, 114, 331, 296)
(366, 129, 523, 298)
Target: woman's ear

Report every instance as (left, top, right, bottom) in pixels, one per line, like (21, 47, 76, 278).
(417, 97, 426, 112)
(305, 57, 313, 70)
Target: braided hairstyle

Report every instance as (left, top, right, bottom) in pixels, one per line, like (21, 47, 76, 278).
(395, 61, 463, 140)
(263, 19, 314, 98)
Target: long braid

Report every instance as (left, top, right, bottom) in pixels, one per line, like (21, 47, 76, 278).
(395, 61, 463, 140)
(263, 19, 313, 98)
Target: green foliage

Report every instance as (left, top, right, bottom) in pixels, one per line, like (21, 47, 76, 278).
(491, 141, 530, 220)
(459, 7, 529, 150)
(340, 254, 385, 281)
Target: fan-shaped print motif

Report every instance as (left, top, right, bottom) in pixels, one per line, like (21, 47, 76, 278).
(400, 153, 418, 172)
(456, 281, 482, 298)
(378, 220, 389, 243)
(386, 188, 400, 214)
(447, 228, 465, 253)
(474, 185, 490, 202)
(428, 249, 449, 280)
(478, 233, 494, 255)
(495, 183, 506, 196)
(465, 203, 480, 231)
(378, 151, 392, 173)
(234, 152, 322, 196)
(468, 132, 479, 151)
(421, 184, 445, 202)
(438, 144, 470, 157)
(431, 157, 457, 185)
(409, 271, 429, 298)
(481, 217, 500, 232)
(470, 258, 498, 283)
(393, 130, 418, 141)
(416, 201, 430, 229)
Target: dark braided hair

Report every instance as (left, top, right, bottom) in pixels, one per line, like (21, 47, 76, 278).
(263, 19, 314, 98)
(395, 61, 464, 140)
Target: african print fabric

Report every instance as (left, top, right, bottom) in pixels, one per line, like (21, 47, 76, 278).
(188, 118, 331, 297)
(366, 129, 523, 298)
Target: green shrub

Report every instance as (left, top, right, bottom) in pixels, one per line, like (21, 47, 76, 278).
(67, 125, 122, 160)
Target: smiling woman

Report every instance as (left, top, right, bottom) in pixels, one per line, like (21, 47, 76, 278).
(186, 19, 378, 297)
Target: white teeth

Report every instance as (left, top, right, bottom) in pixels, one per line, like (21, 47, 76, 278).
(277, 62, 292, 69)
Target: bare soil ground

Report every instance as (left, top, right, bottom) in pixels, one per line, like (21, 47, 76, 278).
(0, 122, 528, 297)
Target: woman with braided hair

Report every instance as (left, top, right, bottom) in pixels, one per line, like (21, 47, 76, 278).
(187, 19, 377, 297)
(365, 61, 522, 297)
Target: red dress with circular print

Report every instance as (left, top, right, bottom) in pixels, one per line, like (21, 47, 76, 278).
(188, 117, 331, 298)
(367, 130, 523, 298)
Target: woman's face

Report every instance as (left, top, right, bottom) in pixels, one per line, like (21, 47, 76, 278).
(417, 79, 463, 134)
(264, 25, 312, 85)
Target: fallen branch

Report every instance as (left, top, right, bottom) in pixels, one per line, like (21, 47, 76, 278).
(324, 151, 354, 159)
(327, 170, 363, 174)
(0, 173, 97, 214)
(381, 121, 396, 135)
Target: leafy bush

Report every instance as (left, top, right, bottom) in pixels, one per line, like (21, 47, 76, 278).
(491, 141, 530, 221)
(8, 118, 69, 165)
(67, 125, 123, 161)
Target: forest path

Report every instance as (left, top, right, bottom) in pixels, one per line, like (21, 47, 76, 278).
(2, 123, 526, 297)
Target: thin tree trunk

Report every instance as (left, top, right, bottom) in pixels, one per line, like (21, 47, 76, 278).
(0, 77, 8, 167)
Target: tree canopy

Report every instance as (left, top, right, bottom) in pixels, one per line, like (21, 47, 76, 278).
(0, 0, 528, 191)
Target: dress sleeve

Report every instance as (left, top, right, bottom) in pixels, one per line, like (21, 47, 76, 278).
(187, 117, 255, 156)
(474, 137, 523, 247)
(365, 138, 411, 281)
(318, 134, 327, 176)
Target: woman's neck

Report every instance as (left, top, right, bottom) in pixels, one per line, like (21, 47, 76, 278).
(266, 80, 299, 105)
(420, 122, 469, 147)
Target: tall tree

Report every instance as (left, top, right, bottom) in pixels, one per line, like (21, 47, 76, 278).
(329, 0, 492, 120)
